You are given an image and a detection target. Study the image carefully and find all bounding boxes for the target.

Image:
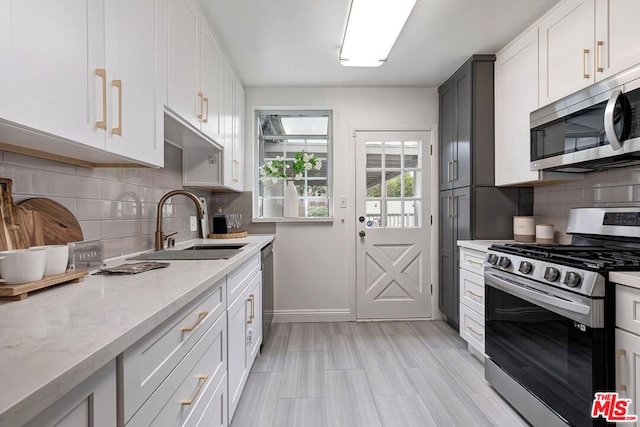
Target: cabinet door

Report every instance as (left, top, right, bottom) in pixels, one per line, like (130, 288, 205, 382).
(199, 25, 224, 142)
(439, 190, 455, 322)
(616, 328, 640, 426)
(439, 80, 455, 190)
(247, 273, 262, 365)
(453, 64, 472, 189)
(495, 27, 540, 186)
(0, 0, 105, 150)
(227, 289, 249, 421)
(539, 0, 595, 106)
(25, 361, 116, 427)
(595, 0, 640, 81)
(167, 0, 200, 129)
(222, 63, 235, 187)
(104, 0, 162, 167)
(232, 82, 245, 191)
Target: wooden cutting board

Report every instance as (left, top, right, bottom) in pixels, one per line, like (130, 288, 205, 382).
(0, 178, 30, 250)
(18, 198, 83, 245)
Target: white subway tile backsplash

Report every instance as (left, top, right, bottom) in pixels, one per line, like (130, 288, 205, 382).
(0, 143, 206, 257)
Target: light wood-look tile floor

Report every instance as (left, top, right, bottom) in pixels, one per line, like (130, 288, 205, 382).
(230, 321, 529, 427)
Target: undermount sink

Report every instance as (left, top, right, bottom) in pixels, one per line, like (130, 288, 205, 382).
(127, 244, 247, 261)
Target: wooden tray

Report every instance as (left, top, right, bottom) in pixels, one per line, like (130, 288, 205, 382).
(0, 269, 89, 301)
(207, 231, 248, 239)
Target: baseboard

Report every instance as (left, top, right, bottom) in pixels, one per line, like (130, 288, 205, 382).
(272, 309, 353, 323)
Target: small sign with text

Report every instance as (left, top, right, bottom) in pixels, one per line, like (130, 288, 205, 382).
(592, 392, 638, 423)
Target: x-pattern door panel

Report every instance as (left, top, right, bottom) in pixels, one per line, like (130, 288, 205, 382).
(356, 131, 432, 319)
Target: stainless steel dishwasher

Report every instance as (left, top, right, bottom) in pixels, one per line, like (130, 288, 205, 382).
(261, 243, 274, 345)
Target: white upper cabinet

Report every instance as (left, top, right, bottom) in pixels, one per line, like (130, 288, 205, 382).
(594, 0, 640, 81)
(220, 63, 244, 192)
(0, 0, 106, 150)
(200, 25, 224, 143)
(105, 0, 164, 167)
(495, 27, 540, 186)
(0, 0, 164, 167)
(233, 83, 245, 190)
(539, 0, 596, 106)
(167, 0, 200, 130)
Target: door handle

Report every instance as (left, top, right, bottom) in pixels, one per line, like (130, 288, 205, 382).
(197, 92, 204, 121)
(452, 196, 458, 218)
(447, 161, 452, 182)
(112, 79, 122, 136)
(596, 41, 604, 73)
(96, 68, 107, 130)
(359, 230, 366, 237)
(452, 160, 458, 181)
(447, 197, 452, 218)
(203, 97, 209, 123)
(582, 49, 590, 79)
(618, 348, 627, 391)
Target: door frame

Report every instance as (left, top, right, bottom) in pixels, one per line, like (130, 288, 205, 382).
(349, 125, 439, 321)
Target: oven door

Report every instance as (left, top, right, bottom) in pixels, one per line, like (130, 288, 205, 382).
(485, 268, 609, 426)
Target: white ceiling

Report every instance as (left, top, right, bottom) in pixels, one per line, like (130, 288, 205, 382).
(198, 0, 558, 88)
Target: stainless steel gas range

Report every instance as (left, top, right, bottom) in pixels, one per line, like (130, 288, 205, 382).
(484, 207, 640, 427)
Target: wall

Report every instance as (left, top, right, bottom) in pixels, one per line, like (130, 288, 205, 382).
(208, 192, 276, 235)
(244, 87, 439, 322)
(0, 144, 205, 259)
(534, 167, 640, 241)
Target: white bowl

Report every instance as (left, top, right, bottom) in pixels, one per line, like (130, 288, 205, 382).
(0, 249, 47, 284)
(30, 245, 69, 276)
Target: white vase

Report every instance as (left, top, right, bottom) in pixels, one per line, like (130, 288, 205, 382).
(284, 181, 299, 217)
(263, 181, 283, 218)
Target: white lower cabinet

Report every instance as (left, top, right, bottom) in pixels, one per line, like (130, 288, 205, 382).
(616, 283, 640, 426)
(228, 269, 263, 422)
(25, 361, 116, 427)
(458, 246, 487, 358)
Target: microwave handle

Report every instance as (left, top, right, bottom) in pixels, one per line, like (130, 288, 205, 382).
(604, 89, 624, 151)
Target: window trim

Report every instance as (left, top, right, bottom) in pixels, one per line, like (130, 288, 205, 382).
(252, 108, 334, 222)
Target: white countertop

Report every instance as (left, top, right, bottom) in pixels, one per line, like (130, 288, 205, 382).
(0, 235, 274, 427)
(610, 271, 640, 289)
(457, 240, 514, 252)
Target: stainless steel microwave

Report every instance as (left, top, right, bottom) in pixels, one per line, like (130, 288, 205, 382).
(530, 65, 640, 172)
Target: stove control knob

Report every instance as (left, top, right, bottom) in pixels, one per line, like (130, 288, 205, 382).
(498, 256, 511, 269)
(518, 261, 533, 275)
(487, 254, 498, 265)
(564, 271, 582, 288)
(544, 267, 560, 282)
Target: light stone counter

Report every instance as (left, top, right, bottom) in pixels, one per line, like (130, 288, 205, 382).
(457, 240, 514, 253)
(0, 234, 274, 427)
(610, 271, 640, 290)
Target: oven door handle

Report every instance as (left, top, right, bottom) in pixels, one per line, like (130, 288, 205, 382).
(485, 271, 591, 316)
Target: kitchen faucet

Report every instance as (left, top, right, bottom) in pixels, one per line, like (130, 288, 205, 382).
(155, 190, 205, 251)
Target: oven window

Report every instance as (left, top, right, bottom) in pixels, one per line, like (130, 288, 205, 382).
(485, 286, 607, 426)
(531, 100, 609, 161)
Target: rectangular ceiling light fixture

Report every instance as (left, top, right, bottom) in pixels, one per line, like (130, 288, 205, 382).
(340, 0, 417, 67)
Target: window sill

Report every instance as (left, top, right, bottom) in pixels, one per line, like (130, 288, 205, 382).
(252, 217, 334, 224)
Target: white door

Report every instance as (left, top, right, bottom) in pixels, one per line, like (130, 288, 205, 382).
(105, 0, 162, 167)
(232, 82, 245, 190)
(356, 131, 432, 319)
(0, 0, 105, 149)
(539, 0, 595, 106)
(222, 64, 235, 186)
(199, 25, 224, 142)
(167, 0, 200, 129)
(616, 328, 640, 426)
(595, 0, 640, 81)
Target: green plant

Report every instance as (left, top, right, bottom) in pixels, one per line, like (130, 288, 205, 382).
(307, 206, 329, 217)
(259, 151, 322, 183)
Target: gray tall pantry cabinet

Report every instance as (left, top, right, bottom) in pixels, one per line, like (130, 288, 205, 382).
(438, 55, 532, 328)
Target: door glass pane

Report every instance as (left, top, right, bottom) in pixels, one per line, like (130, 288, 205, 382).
(385, 171, 403, 198)
(386, 200, 403, 228)
(385, 141, 402, 168)
(367, 172, 383, 197)
(405, 141, 420, 168)
(366, 199, 382, 228)
(404, 200, 420, 227)
(403, 171, 419, 197)
(366, 141, 382, 168)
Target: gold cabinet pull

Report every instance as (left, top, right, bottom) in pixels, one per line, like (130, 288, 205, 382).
(447, 161, 452, 182)
(583, 49, 590, 79)
(452, 160, 458, 181)
(466, 259, 483, 267)
(618, 348, 627, 391)
(180, 375, 208, 405)
(96, 69, 107, 130)
(596, 41, 604, 73)
(112, 80, 122, 136)
(466, 326, 483, 337)
(466, 289, 483, 299)
(203, 97, 209, 123)
(197, 92, 204, 121)
(233, 160, 240, 182)
(181, 311, 208, 332)
(247, 294, 255, 324)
